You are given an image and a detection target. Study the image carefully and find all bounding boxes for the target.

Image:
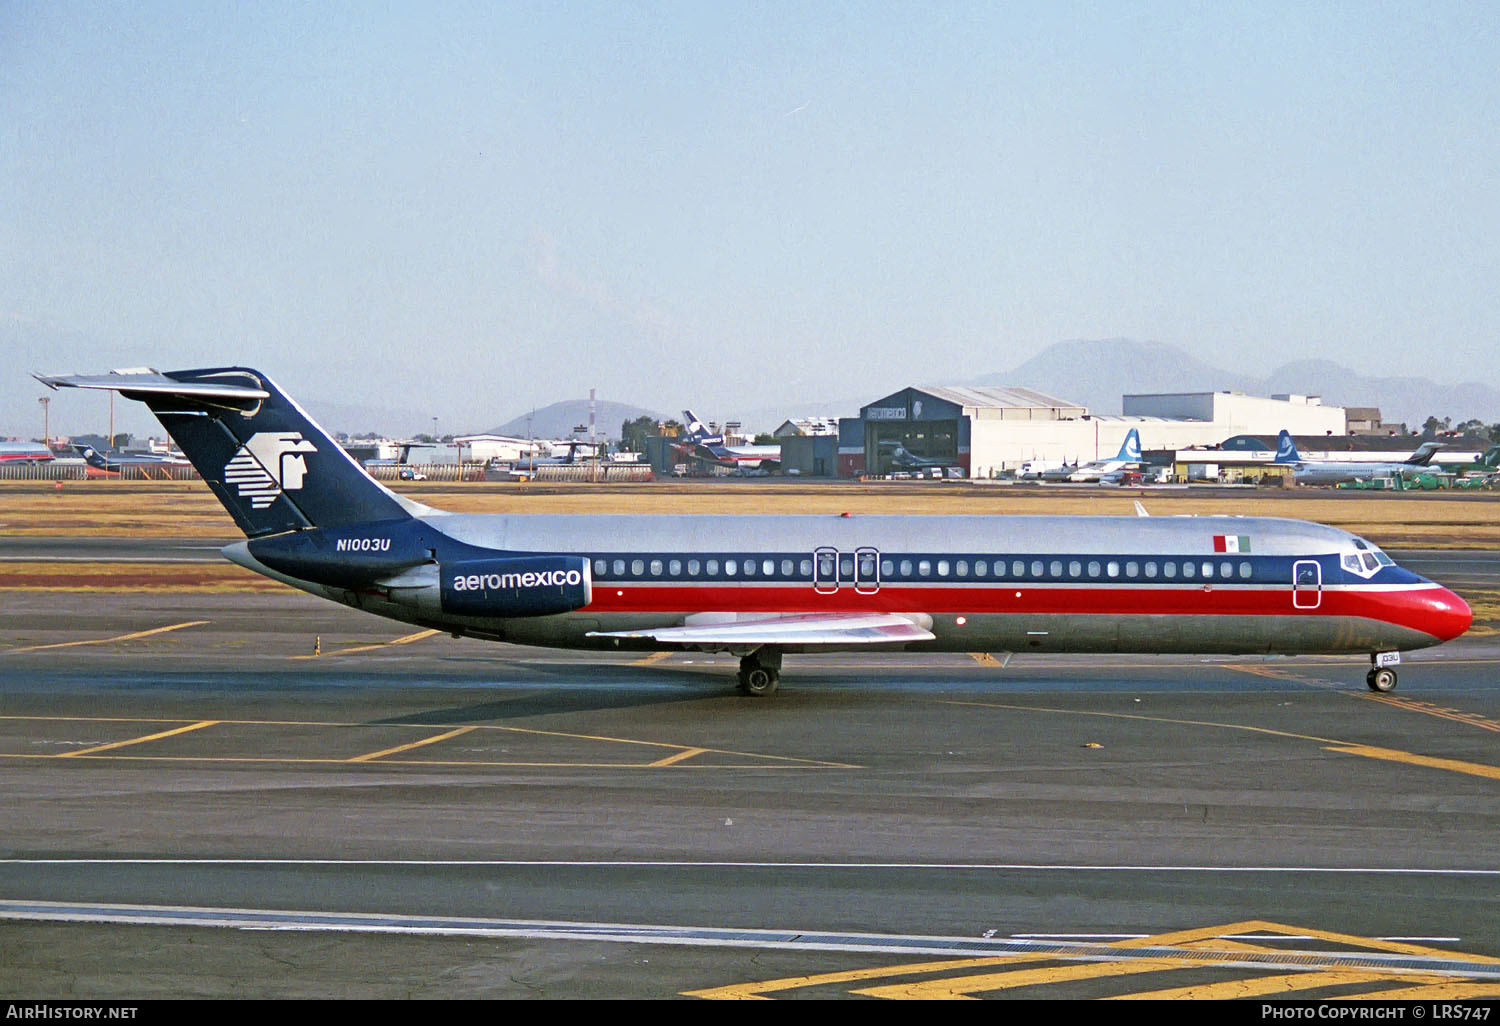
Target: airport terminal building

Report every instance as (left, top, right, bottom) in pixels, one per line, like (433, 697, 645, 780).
(838, 386, 1347, 478)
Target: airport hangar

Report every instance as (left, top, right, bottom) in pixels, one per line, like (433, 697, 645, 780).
(832, 386, 1347, 478)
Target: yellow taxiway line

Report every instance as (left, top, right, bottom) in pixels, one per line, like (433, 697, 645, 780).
(291, 628, 440, 659)
(59, 720, 219, 758)
(5, 620, 210, 654)
(347, 726, 478, 763)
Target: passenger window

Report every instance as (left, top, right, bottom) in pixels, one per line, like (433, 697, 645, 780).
(1144, 561, 1158, 578)
(1201, 561, 1214, 578)
(860, 555, 877, 578)
(612, 559, 625, 576)
(919, 560, 932, 577)
(1069, 560, 1082, 577)
(763, 559, 775, 576)
(742, 558, 755, 576)
(1238, 561, 1252, 579)
(799, 559, 813, 577)
(1163, 562, 1176, 578)
(956, 560, 968, 577)
(900, 559, 913, 576)
(669, 559, 681, 576)
(649, 559, 663, 576)
(631, 559, 645, 576)
(1049, 560, 1063, 577)
(1182, 562, 1195, 578)
(707, 559, 720, 575)
(1087, 560, 1101, 578)
(974, 561, 987, 577)
(882, 559, 894, 576)
(1220, 561, 1233, 579)
(1030, 560, 1044, 577)
(840, 555, 854, 578)
(594, 559, 607, 576)
(818, 553, 835, 578)
(1125, 561, 1139, 577)
(781, 559, 793, 576)
(688, 559, 701, 575)
(937, 560, 950, 577)
(1106, 561, 1119, 578)
(1011, 560, 1025, 577)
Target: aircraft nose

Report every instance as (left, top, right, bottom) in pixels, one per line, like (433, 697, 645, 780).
(1405, 585, 1472, 642)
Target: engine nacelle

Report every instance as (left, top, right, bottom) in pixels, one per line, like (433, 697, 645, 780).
(440, 555, 592, 618)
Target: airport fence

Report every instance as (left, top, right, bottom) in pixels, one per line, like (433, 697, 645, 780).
(1, 461, 655, 484)
(0, 463, 199, 482)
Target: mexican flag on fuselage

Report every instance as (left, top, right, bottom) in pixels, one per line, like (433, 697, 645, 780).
(1213, 535, 1251, 553)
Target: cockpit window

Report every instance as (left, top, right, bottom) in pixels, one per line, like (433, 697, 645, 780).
(1374, 550, 1394, 566)
(1362, 552, 1379, 571)
(1343, 554, 1362, 573)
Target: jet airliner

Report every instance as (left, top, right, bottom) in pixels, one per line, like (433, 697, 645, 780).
(35, 367, 1471, 696)
(1273, 431, 1444, 485)
(674, 410, 781, 473)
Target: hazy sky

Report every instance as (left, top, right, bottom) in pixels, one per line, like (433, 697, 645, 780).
(4, 2, 1498, 438)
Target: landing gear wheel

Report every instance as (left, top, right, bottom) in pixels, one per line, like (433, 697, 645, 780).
(738, 666, 779, 696)
(737, 651, 782, 697)
(1366, 668, 1397, 693)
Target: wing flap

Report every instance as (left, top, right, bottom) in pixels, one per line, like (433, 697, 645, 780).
(588, 611, 935, 648)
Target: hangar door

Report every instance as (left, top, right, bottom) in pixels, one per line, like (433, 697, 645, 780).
(865, 420, 958, 475)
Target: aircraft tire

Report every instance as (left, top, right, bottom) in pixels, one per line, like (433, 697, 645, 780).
(1366, 668, 1397, 693)
(739, 667, 779, 697)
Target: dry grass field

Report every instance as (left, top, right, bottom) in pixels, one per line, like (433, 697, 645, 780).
(3, 478, 1498, 546)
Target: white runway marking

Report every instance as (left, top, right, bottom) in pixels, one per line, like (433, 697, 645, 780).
(2, 857, 1496, 874)
(1, 899, 1495, 978)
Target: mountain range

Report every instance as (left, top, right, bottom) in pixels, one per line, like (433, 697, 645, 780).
(487, 398, 667, 441)
(969, 339, 1500, 430)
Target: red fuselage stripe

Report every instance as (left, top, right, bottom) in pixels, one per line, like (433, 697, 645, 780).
(582, 583, 1435, 626)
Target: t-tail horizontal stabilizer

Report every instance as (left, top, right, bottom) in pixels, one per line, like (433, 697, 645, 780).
(35, 367, 428, 536)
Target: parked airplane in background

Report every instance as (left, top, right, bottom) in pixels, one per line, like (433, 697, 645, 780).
(1273, 431, 1443, 485)
(362, 441, 434, 469)
(1040, 429, 1144, 483)
(878, 439, 956, 475)
(674, 410, 781, 473)
(34, 367, 1472, 697)
(74, 444, 191, 476)
(1452, 445, 1500, 479)
(1015, 458, 1067, 480)
(0, 441, 55, 464)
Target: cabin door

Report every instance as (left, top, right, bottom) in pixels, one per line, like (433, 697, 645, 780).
(1292, 560, 1322, 609)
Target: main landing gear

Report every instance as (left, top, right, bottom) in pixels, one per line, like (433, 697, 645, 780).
(738, 649, 782, 697)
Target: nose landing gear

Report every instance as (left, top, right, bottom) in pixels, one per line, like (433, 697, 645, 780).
(1366, 653, 1399, 692)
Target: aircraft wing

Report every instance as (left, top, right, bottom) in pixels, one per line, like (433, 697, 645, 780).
(587, 611, 934, 649)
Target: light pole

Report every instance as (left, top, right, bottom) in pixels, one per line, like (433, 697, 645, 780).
(38, 396, 50, 446)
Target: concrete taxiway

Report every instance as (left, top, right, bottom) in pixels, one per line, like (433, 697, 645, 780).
(1, 550, 1498, 998)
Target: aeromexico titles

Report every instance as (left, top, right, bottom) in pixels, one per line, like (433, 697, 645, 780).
(36, 367, 1471, 697)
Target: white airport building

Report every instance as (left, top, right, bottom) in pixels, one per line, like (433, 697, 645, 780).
(838, 387, 1347, 478)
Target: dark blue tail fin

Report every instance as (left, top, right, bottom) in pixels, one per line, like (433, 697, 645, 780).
(37, 368, 415, 537)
